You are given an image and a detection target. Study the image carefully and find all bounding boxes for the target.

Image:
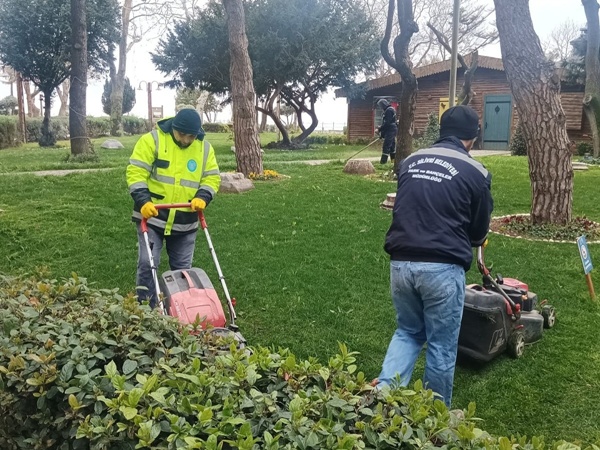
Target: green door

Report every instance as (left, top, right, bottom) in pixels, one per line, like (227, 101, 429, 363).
(483, 95, 512, 150)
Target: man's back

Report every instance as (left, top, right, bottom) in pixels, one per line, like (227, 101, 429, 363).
(384, 136, 493, 271)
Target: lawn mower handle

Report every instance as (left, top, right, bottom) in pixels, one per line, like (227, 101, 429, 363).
(477, 245, 521, 320)
(140, 203, 238, 328)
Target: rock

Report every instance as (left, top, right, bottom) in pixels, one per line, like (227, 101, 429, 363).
(219, 172, 254, 194)
(380, 193, 396, 210)
(343, 159, 375, 175)
(100, 139, 124, 149)
(573, 162, 589, 171)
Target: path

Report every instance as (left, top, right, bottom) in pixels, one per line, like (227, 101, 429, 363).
(0, 150, 510, 175)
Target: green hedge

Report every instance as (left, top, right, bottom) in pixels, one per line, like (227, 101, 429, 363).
(0, 116, 149, 148)
(203, 122, 230, 133)
(0, 116, 17, 149)
(0, 273, 596, 449)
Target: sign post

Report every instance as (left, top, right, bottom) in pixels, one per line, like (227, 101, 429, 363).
(577, 235, 595, 300)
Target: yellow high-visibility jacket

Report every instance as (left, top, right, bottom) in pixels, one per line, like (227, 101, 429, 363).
(126, 120, 220, 235)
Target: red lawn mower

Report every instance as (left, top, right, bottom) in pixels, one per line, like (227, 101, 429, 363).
(458, 243, 556, 362)
(140, 203, 246, 347)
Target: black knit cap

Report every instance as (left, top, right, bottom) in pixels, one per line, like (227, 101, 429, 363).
(172, 108, 202, 136)
(439, 105, 480, 140)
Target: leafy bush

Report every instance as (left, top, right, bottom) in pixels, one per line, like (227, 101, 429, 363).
(413, 112, 440, 150)
(101, 78, 136, 116)
(576, 141, 593, 156)
(202, 122, 229, 133)
(304, 133, 347, 146)
(25, 117, 69, 143)
(86, 117, 112, 138)
(0, 116, 17, 149)
(122, 116, 148, 136)
(0, 272, 497, 450)
(2, 274, 598, 449)
(510, 121, 527, 156)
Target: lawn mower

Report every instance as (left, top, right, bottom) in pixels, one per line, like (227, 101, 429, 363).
(140, 203, 246, 347)
(458, 243, 556, 362)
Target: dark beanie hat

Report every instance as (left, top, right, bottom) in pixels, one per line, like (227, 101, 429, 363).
(439, 105, 480, 140)
(172, 108, 202, 136)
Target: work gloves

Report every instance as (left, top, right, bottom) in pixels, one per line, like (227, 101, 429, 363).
(191, 198, 206, 211)
(140, 202, 158, 219)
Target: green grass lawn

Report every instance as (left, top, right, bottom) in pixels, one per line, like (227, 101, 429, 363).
(1, 142, 599, 443)
(0, 132, 381, 173)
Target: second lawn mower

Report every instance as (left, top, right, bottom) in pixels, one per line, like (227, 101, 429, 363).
(458, 242, 556, 362)
(140, 203, 246, 347)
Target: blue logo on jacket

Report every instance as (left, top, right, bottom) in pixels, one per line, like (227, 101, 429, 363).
(187, 159, 198, 172)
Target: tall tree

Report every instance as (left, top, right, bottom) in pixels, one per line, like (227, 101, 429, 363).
(222, 0, 263, 176)
(494, 0, 573, 225)
(70, 0, 89, 156)
(0, 0, 119, 146)
(102, 77, 136, 115)
(582, 0, 600, 158)
(544, 19, 581, 63)
(153, 0, 378, 146)
(381, 0, 419, 162)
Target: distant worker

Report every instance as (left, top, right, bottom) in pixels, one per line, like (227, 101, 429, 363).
(126, 108, 221, 306)
(376, 98, 398, 164)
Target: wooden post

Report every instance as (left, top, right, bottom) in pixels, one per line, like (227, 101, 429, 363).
(586, 273, 596, 300)
(147, 83, 153, 131)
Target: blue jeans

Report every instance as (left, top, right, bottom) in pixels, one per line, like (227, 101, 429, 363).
(379, 261, 465, 407)
(136, 224, 197, 306)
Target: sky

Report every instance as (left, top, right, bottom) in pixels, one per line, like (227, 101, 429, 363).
(0, 0, 588, 128)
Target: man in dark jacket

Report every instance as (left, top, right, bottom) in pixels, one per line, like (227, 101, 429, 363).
(376, 98, 398, 164)
(377, 105, 493, 407)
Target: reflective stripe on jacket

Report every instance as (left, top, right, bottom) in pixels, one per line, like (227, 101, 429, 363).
(126, 128, 220, 235)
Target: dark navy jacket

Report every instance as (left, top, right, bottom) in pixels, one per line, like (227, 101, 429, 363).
(384, 137, 493, 271)
(379, 106, 397, 135)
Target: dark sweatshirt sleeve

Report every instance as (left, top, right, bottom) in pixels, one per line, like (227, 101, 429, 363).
(469, 173, 494, 247)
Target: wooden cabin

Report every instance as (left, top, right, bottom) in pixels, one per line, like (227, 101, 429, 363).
(336, 55, 588, 150)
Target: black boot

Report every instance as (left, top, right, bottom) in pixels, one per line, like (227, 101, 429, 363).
(390, 153, 396, 163)
(380, 154, 388, 164)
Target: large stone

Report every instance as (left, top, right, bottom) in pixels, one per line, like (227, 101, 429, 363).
(343, 159, 375, 175)
(220, 172, 255, 194)
(100, 139, 124, 149)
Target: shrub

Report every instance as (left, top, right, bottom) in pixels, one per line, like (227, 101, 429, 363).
(122, 116, 148, 135)
(25, 117, 69, 143)
(0, 272, 509, 450)
(0, 116, 17, 149)
(576, 141, 593, 156)
(202, 122, 229, 133)
(249, 169, 282, 180)
(86, 117, 111, 138)
(304, 133, 347, 146)
(510, 121, 527, 156)
(413, 112, 440, 150)
(1, 274, 597, 449)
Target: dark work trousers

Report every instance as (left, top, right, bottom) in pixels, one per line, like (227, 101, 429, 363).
(380, 126, 397, 164)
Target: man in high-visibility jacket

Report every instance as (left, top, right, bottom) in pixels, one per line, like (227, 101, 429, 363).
(126, 108, 221, 305)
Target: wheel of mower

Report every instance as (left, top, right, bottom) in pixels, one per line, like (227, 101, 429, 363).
(508, 330, 525, 359)
(542, 305, 556, 329)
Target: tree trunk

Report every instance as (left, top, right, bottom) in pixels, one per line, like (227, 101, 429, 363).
(24, 82, 40, 117)
(40, 89, 56, 147)
(257, 87, 291, 145)
(56, 79, 70, 117)
(494, 0, 573, 225)
(69, 0, 88, 156)
(292, 96, 318, 144)
(381, 0, 419, 164)
(223, 0, 263, 176)
(582, 0, 600, 158)
(110, 0, 133, 136)
(258, 98, 268, 132)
